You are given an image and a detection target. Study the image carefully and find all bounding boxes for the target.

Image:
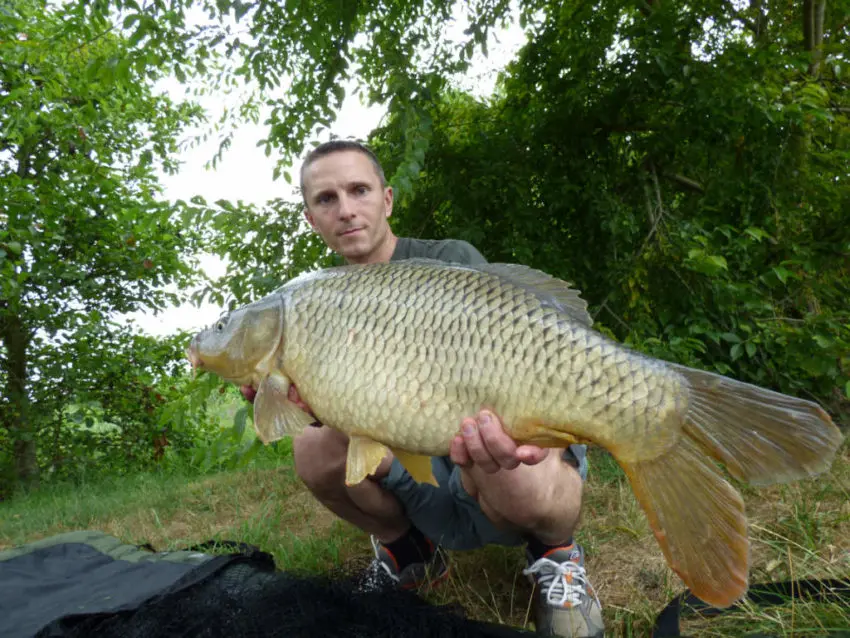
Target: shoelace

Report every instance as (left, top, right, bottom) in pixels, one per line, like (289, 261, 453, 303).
(523, 556, 600, 608)
(369, 535, 400, 583)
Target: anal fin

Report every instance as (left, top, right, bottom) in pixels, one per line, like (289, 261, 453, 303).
(513, 418, 592, 449)
(391, 449, 439, 487)
(346, 436, 391, 486)
(253, 372, 315, 444)
(620, 435, 749, 608)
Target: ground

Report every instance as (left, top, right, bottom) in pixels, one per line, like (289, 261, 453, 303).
(1, 444, 849, 636)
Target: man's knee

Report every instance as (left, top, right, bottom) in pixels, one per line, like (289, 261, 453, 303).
(293, 427, 347, 490)
(477, 453, 584, 532)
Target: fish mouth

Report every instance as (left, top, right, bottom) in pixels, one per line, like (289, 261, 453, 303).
(185, 338, 204, 375)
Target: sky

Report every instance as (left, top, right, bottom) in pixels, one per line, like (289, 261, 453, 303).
(125, 10, 527, 338)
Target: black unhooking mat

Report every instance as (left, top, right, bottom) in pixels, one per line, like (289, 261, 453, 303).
(0, 531, 534, 638)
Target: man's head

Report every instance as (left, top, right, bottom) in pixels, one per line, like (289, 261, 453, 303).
(300, 140, 396, 264)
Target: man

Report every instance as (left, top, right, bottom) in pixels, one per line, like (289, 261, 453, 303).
(243, 140, 604, 638)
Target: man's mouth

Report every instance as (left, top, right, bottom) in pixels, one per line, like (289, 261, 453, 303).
(339, 227, 364, 237)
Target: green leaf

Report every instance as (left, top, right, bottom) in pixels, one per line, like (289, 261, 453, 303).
(720, 332, 741, 343)
(6, 241, 22, 255)
(845, 381, 850, 399)
(744, 227, 770, 242)
(232, 405, 248, 441)
(745, 342, 756, 358)
(772, 266, 790, 284)
(814, 335, 833, 349)
(730, 343, 743, 361)
(706, 255, 727, 270)
(233, 1, 251, 20)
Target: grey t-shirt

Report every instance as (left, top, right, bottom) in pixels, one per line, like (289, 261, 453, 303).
(390, 237, 488, 266)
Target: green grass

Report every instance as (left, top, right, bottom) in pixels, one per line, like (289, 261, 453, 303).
(2, 443, 849, 636)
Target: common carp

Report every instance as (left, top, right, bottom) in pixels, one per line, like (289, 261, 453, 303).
(186, 258, 843, 608)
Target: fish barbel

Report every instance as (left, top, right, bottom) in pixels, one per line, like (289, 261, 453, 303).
(186, 258, 843, 607)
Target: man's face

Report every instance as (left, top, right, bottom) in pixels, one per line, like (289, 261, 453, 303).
(302, 150, 394, 264)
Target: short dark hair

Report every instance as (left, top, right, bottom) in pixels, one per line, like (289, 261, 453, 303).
(300, 140, 387, 201)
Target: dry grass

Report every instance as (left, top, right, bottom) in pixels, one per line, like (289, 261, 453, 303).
(2, 441, 849, 636)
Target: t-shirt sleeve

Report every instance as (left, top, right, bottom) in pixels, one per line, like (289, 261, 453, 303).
(434, 240, 488, 266)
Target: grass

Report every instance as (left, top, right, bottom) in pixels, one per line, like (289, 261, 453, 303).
(2, 441, 849, 637)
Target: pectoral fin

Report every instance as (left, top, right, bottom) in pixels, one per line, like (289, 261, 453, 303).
(346, 436, 391, 486)
(254, 372, 315, 443)
(391, 449, 439, 487)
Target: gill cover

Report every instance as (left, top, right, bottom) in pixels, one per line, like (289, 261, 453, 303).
(192, 294, 286, 383)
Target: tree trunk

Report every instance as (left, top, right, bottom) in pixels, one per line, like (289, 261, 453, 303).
(1, 315, 38, 486)
(803, 0, 826, 76)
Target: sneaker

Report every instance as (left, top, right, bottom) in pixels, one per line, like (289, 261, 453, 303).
(355, 535, 450, 593)
(523, 544, 604, 638)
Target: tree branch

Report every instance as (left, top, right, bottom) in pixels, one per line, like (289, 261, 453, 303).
(662, 171, 705, 194)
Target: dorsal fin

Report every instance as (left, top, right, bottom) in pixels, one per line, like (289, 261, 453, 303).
(394, 258, 593, 327)
(477, 263, 592, 327)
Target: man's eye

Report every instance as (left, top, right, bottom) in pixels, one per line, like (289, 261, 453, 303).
(355, 185, 368, 195)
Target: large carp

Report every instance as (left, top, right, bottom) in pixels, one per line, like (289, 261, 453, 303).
(186, 258, 843, 608)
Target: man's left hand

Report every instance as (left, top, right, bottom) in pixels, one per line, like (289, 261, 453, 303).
(450, 410, 549, 473)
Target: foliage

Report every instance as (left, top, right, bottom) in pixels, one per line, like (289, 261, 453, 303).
(80, 0, 520, 193)
(6, 0, 842, 492)
(0, 0, 206, 485)
(28, 323, 193, 484)
(186, 197, 333, 309)
(370, 0, 850, 419)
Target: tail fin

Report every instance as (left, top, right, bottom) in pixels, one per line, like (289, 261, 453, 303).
(671, 364, 844, 486)
(620, 366, 843, 607)
(622, 435, 749, 607)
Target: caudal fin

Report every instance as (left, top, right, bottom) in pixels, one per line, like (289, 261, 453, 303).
(671, 364, 844, 486)
(620, 366, 843, 608)
(622, 435, 749, 607)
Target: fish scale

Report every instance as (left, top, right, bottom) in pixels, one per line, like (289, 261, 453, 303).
(188, 258, 842, 609)
(281, 263, 675, 456)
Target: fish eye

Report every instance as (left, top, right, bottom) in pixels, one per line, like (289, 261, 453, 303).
(213, 315, 229, 332)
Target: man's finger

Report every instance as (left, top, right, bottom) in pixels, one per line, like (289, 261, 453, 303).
(450, 435, 471, 467)
(287, 383, 315, 416)
(476, 411, 520, 470)
(240, 385, 256, 404)
(515, 445, 550, 466)
(461, 418, 500, 474)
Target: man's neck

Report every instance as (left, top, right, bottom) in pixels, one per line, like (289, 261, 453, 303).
(345, 232, 399, 265)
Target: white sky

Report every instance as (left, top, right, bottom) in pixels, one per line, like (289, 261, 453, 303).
(125, 10, 527, 339)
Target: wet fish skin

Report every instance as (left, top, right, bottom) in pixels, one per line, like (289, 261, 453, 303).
(277, 262, 686, 461)
(187, 258, 843, 609)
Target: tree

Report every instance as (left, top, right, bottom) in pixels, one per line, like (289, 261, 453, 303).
(73, 0, 848, 421)
(371, 0, 850, 418)
(0, 0, 204, 485)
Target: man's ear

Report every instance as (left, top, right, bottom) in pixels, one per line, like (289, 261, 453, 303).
(304, 206, 317, 230)
(384, 186, 394, 218)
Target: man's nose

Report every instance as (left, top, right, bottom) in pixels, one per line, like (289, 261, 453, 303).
(337, 193, 356, 220)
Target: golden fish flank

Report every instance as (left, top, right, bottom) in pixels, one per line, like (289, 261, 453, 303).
(186, 258, 843, 610)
